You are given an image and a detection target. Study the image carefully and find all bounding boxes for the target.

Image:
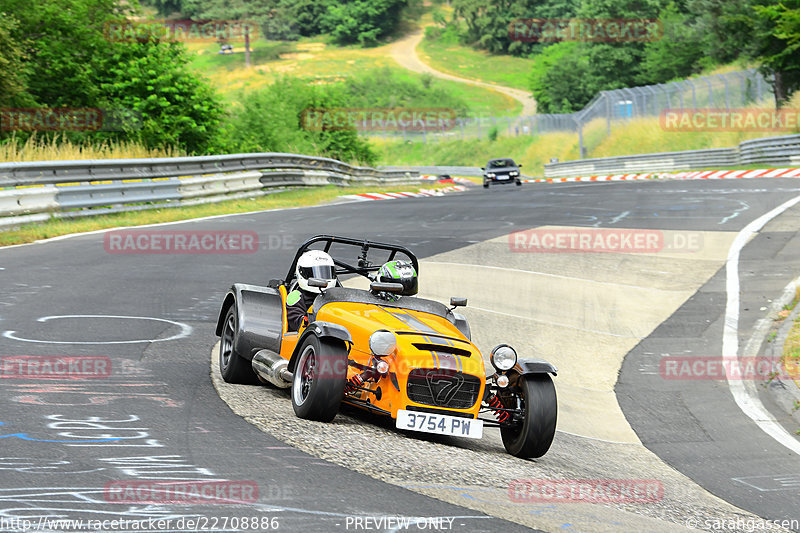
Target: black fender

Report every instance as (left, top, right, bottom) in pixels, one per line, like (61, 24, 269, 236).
(215, 283, 284, 361)
(446, 310, 471, 341)
(513, 358, 558, 377)
(287, 321, 352, 373)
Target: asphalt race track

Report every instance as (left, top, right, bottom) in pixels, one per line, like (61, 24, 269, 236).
(1, 177, 800, 532)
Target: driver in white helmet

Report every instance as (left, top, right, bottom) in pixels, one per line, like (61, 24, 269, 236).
(286, 250, 337, 331)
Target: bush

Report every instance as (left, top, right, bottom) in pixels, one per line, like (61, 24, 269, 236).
(222, 78, 376, 164)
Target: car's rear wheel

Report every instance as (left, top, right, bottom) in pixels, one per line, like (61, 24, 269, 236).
(219, 305, 259, 384)
(500, 374, 557, 458)
(291, 335, 348, 422)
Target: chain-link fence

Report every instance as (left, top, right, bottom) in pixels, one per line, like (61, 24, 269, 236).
(370, 69, 774, 156)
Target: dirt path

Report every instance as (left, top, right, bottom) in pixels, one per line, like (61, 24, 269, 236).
(388, 30, 537, 116)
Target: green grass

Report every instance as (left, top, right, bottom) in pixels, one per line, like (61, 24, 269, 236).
(418, 33, 533, 92)
(0, 183, 447, 247)
(784, 313, 800, 383)
(183, 35, 520, 116)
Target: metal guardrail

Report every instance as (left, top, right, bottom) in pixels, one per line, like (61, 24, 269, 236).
(544, 134, 800, 178)
(0, 153, 420, 228)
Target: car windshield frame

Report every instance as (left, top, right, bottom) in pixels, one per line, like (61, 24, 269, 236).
(487, 158, 517, 169)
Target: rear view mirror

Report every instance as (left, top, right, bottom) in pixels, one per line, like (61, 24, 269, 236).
(450, 297, 467, 307)
(371, 281, 404, 293)
(308, 278, 329, 289)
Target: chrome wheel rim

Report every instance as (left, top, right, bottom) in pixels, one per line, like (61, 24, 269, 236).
(220, 313, 235, 369)
(293, 345, 316, 406)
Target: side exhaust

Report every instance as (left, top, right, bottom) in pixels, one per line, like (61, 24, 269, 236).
(252, 349, 292, 388)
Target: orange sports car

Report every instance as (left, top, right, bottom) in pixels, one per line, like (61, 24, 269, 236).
(216, 235, 558, 458)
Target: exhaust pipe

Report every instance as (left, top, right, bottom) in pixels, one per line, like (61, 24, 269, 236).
(252, 349, 292, 388)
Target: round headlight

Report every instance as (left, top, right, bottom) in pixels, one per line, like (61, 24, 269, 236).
(369, 330, 397, 357)
(375, 359, 390, 375)
(491, 344, 517, 371)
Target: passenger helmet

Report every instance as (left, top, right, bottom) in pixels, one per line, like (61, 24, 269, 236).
(377, 260, 418, 296)
(296, 250, 337, 293)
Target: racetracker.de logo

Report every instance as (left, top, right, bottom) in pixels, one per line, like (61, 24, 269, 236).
(660, 356, 800, 380)
(300, 108, 458, 132)
(104, 480, 258, 504)
(104, 19, 258, 43)
(104, 230, 258, 254)
(660, 108, 800, 132)
(509, 479, 663, 503)
(0, 356, 112, 379)
(0, 108, 140, 132)
(509, 18, 663, 42)
(509, 228, 703, 253)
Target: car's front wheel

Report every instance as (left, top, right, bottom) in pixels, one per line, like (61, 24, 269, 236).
(291, 335, 348, 422)
(483, 181, 490, 189)
(500, 374, 557, 458)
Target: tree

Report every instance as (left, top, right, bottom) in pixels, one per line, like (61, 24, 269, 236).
(0, 13, 30, 108)
(529, 41, 595, 112)
(2, 0, 224, 152)
(223, 78, 376, 164)
(320, 0, 409, 45)
(638, 2, 705, 84)
(96, 35, 224, 152)
(752, 0, 800, 106)
(451, 0, 578, 56)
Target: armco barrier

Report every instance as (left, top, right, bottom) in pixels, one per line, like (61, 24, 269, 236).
(544, 134, 800, 178)
(0, 153, 420, 228)
(739, 134, 800, 166)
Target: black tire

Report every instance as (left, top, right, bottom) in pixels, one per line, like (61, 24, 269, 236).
(516, 179, 522, 186)
(291, 335, 348, 422)
(483, 181, 490, 189)
(500, 374, 557, 458)
(219, 305, 259, 384)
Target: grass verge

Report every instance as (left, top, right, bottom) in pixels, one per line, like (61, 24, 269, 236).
(0, 183, 447, 248)
(375, 94, 800, 175)
(783, 287, 800, 383)
(1, 135, 185, 163)
(418, 34, 533, 92)
(185, 38, 520, 115)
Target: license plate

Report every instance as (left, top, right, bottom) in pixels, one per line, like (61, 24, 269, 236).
(498, 175, 510, 180)
(395, 409, 483, 439)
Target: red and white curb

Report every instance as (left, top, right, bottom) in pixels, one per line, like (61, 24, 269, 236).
(421, 175, 475, 185)
(525, 167, 800, 184)
(339, 185, 467, 202)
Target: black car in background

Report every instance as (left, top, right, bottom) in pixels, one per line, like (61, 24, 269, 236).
(482, 158, 523, 188)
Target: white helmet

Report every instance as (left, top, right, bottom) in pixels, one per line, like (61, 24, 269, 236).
(295, 250, 337, 293)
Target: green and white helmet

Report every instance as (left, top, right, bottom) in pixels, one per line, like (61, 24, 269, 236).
(377, 260, 418, 296)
